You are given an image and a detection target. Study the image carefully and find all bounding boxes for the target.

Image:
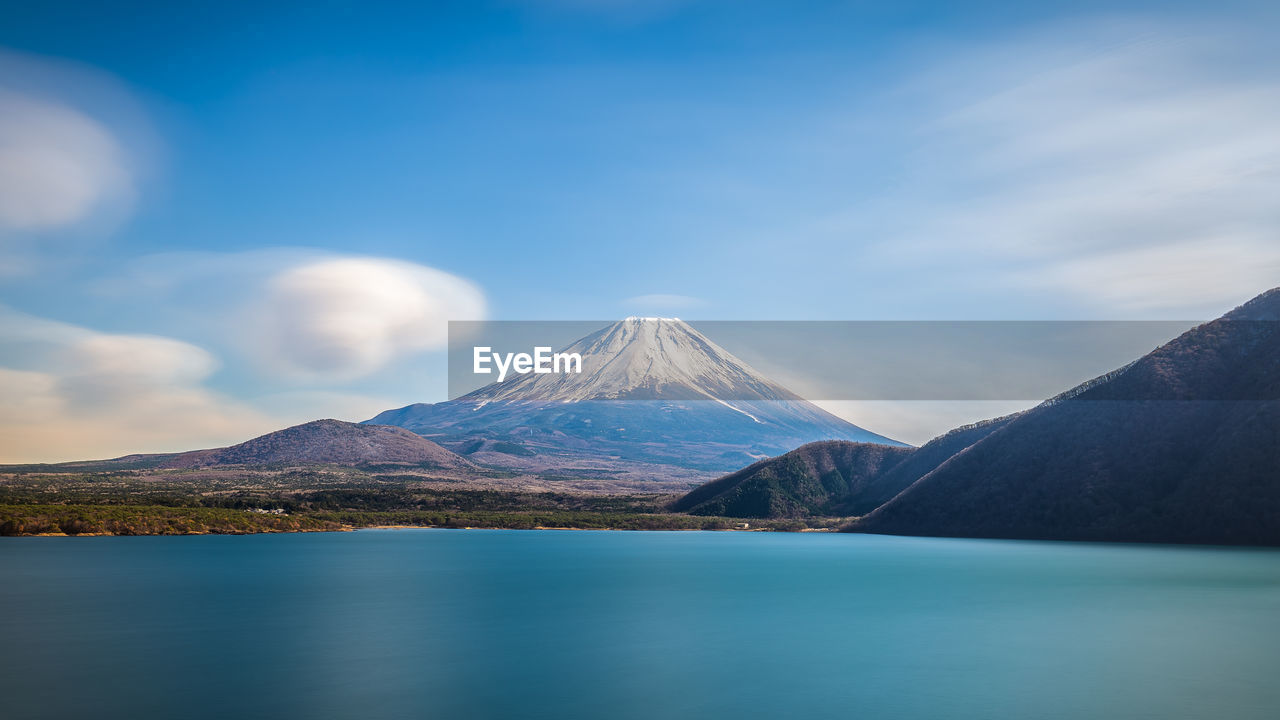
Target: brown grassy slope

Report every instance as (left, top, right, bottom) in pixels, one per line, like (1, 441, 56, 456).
(162, 419, 476, 470)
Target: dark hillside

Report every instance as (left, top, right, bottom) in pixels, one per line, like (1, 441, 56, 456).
(852, 288, 1280, 545)
(671, 440, 913, 518)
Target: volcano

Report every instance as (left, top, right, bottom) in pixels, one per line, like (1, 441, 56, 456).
(368, 318, 897, 472)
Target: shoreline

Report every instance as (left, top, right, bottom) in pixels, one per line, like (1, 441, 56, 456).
(2, 502, 842, 536)
(5, 523, 844, 537)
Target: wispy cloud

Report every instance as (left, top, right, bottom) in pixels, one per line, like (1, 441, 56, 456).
(0, 89, 133, 233)
(0, 307, 274, 462)
(92, 249, 487, 382)
(0, 50, 156, 275)
(873, 21, 1280, 316)
(0, 303, 418, 462)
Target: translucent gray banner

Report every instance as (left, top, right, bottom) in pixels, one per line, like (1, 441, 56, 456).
(447, 319, 1226, 401)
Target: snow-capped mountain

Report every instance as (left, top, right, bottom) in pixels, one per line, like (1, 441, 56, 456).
(368, 318, 900, 473)
(465, 317, 803, 406)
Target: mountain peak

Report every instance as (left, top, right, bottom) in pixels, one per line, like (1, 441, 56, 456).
(462, 317, 800, 404)
(161, 419, 473, 469)
(369, 317, 901, 472)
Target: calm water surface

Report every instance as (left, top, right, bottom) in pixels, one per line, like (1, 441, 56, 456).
(2, 530, 1278, 719)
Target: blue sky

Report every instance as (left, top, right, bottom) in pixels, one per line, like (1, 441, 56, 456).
(2, 0, 1278, 460)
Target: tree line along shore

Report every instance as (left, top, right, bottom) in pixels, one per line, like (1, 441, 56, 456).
(0, 476, 842, 536)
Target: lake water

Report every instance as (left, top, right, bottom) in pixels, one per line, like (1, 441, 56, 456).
(2, 530, 1278, 719)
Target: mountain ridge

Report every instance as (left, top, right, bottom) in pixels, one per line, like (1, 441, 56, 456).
(850, 287, 1280, 545)
(10, 420, 476, 472)
(167, 419, 474, 469)
(672, 415, 1017, 519)
(670, 440, 914, 518)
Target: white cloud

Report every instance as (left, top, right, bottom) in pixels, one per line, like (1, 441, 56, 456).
(1016, 235, 1279, 314)
(250, 256, 487, 381)
(0, 89, 133, 233)
(0, 368, 63, 419)
(0, 50, 155, 277)
(822, 21, 1280, 317)
(0, 303, 420, 462)
(0, 307, 276, 463)
(65, 333, 217, 385)
(86, 249, 488, 389)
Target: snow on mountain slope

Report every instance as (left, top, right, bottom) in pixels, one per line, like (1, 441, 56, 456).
(465, 317, 799, 405)
(368, 318, 902, 473)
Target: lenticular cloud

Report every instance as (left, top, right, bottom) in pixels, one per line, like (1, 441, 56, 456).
(255, 257, 486, 380)
(0, 89, 133, 233)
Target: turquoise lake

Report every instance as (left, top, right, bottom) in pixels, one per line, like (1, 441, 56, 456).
(2, 530, 1278, 719)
